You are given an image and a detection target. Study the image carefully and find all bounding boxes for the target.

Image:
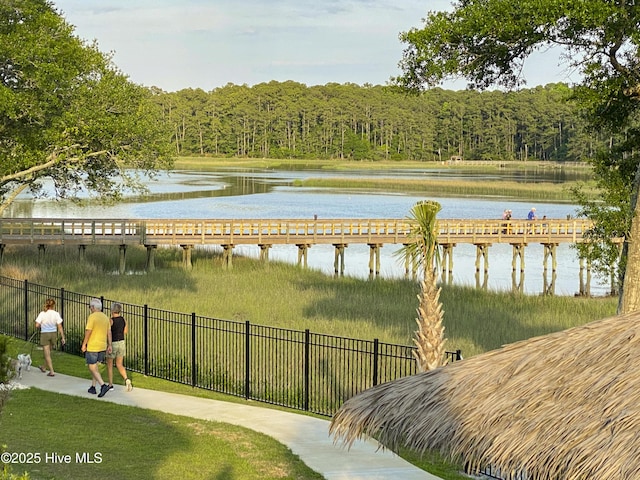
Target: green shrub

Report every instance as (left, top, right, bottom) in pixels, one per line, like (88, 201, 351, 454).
(0, 337, 13, 385)
(1, 341, 29, 479)
(1, 457, 31, 480)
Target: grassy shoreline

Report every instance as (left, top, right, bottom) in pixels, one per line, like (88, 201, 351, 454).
(173, 156, 594, 173)
(172, 156, 598, 202)
(0, 244, 617, 358)
(292, 176, 590, 202)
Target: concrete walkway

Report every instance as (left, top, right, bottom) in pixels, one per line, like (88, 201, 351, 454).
(16, 369, 443, 480)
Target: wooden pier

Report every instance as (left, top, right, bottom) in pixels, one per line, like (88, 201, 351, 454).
(0, 217, 608, 295)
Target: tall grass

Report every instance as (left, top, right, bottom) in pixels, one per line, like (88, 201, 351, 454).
(172, 157, 598, 202)
(174, 156, 595, 174)
(292, 177, 597, 202)
(0, 244, 616, 358)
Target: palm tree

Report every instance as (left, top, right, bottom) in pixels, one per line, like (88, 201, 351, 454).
(398, 200, 447, 372)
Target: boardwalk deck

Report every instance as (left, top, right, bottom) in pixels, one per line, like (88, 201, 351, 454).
(0, 217, 612, 295)
(0, 218, 593, 246)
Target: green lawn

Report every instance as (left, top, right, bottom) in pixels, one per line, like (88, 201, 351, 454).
(0, 388, 324, 480)
(0, 336, 325, 480)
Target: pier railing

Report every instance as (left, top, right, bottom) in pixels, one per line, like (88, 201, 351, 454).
(0, 217, 594, 246)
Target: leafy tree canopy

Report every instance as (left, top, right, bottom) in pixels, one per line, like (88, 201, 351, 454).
(394, 0, 640, 311)
(0, 0, 173, 214)
(396, 1, 638, 95)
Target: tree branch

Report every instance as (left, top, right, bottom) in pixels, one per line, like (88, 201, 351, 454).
(1, 147, 111, 184)
(1, 152, 59, 183)
(0, 183, 29, 215)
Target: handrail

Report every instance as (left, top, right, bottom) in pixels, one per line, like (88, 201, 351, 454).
(0, 218, 596, 246)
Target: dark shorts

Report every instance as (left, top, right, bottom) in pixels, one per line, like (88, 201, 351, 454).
(85, 351, 106, 365)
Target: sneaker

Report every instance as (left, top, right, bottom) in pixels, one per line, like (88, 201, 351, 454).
(88, 386, 97, 395)
(107, 384, 114, 391)
(97, 383, 110, 398)
(125, 378, 133, 392)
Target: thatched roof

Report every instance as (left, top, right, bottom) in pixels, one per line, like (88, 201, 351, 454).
(330, 311, 640, 479)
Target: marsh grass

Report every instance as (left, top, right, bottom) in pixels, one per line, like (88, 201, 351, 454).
(174, 157, 593, 174)
(292, 177, 597, 202)
(0, 244, 616, 358)
(173, 157, 598, 202)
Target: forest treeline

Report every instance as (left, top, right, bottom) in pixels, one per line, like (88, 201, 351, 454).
(151, 81, 601, 162)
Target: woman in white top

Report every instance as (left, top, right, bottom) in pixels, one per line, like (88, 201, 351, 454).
(35, 298, 66, 376)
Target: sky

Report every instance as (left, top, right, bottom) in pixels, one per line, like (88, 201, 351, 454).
(51, 0, 578, 93)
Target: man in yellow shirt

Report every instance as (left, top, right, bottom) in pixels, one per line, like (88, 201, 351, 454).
(81, 298, 112, 398)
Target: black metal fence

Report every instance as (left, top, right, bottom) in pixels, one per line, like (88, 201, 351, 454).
(0, 275, 461, 416)
(474, 465, 526, 480)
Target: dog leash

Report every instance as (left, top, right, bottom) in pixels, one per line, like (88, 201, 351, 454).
(26, 330, 38, 355)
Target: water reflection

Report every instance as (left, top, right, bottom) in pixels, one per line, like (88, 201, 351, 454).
(126, 174, 274, 204)
(5, 166, 590, 215)
(187, 162, 592, 183)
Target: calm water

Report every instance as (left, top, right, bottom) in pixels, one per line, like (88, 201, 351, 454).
(5, 168, 608, 296)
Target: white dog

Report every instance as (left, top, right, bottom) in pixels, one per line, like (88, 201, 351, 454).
(16, 354, 32, 379)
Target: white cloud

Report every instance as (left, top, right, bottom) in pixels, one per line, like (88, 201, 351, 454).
(52, 1, 576, 92)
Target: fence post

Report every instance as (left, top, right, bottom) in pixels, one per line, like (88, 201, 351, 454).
(372, 338, 379, 387)
(244, 320, 251, 400)
(191, 312, 197, 387)
(144, 305, 149, 376)
(456, 349, 462, 361)
(140, 221, 146, 245)
(60, 288, 65, 320)
(304, 329, 310, 411)
(23, 279, 28, 340)
(60, 288, 65, 350)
